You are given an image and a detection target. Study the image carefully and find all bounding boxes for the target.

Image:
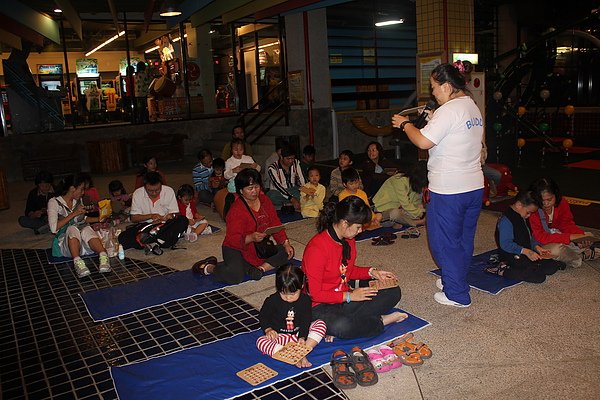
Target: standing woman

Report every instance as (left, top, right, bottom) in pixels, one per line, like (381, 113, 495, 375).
(48, 174, 111, 278)
(392, 63, 484, 307)
(302, 197, 405, 339)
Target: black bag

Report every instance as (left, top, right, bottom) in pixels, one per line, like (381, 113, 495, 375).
(240, 197, 278, 259)
(119, 215, 188, 250)
(254, 237, 278, 259)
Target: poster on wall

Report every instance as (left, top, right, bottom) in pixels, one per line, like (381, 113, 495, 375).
(37, 64, 63, 75)
(76, 58, 99, 77)
(287, 70, 304, 106)
(417, 54, 442, 99)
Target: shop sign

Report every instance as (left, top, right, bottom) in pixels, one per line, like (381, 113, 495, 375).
(76, 59, 99, 77)
(37, 64, 63, 75)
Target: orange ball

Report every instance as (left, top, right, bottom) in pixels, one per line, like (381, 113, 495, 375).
(564, 105, 575, 116)
(562, 138, 573, 149)
(517, 106, 527, 116)
(517, 138, 526, 148)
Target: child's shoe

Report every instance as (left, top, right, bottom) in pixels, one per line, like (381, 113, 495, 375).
(378, 345, 402, 369)
(187, 232, 198, 242)
(99, 255, 112, 273)
(74, 259, 91, 278)
(366, 348, 392, 373)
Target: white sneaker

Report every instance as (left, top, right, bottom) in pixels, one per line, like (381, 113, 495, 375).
(436, 278, 443, 290)
(187, 232, 198, 242)
(74, 259, 91, 278)
(434, 292, 470, 308)
(98, 255, 112, 273)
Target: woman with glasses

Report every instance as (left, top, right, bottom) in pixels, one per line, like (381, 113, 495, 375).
(191, 168, 295, 284)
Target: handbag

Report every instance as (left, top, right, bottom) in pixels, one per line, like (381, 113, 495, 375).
(240, 197, 278, 259)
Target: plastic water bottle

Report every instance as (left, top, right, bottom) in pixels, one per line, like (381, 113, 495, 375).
(118, 245, 125, 260)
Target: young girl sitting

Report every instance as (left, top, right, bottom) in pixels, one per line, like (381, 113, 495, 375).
(256, 265, 327, 368)
(300, 166, 326, 218)
(109, 180, 132, 220)
(176, 184, 210, 242)
(492, 190, 565, 283)
(225, 138, 261, 192)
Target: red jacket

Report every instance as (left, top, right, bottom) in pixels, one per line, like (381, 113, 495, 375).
(302, 230, 371, 306)
(529, 198, 583, 245)
(222, 192, 287, 266)
(177, 199, 198, 219)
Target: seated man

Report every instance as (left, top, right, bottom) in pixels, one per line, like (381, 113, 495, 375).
(221, 125, 253, 160)
(118, 171, 188, 254)
(19, 170, 55, 234)
(266, 145, 306, 211)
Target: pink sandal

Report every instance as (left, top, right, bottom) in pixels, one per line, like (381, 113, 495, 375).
(366, 348, 392, 373)
(378, 345, 402, 369)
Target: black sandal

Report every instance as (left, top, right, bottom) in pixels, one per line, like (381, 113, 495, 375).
(372, 236, 395, 246)
(330, 349, 357, 389)
(191, 256, 217, 274)
(485, 262, 509, 276)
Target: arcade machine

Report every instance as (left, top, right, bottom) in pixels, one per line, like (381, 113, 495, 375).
(37, 64, 64, 92)
(75, 58, 101, 121)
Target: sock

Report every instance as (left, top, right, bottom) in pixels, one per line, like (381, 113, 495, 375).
(73, 256, 82, 262)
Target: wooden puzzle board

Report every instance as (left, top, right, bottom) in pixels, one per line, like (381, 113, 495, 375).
(272, 341, 312, 365)
(236, 363, 278, 386)
(369, 278, 399, 290)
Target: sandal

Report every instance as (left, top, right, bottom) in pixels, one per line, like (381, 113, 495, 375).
(382, 232, 398, 241)
(366, 348, 392, 373)
(191, 256, 217, 274)
(390, 333, 432, 360)
(330, 349, 357, 389)
(371, 236, 395, 246)
(349, 346, 378, 386)
(378, 345, 402, 369)
(484, 261, 509, 276)
(401, 227, 420, 239)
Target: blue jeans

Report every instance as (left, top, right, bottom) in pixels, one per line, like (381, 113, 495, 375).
(427, 189, 483, 305)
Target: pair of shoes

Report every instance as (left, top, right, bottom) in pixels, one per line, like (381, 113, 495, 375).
(366, 345, 402, 373)
(484, 262, 509, 276)
(435, 278, 443, 290)
(191, 256, 218, 275)
(146, 244, 163, 255)
(434, 292, 471, 307)
(330, 348, 378, 390)
(74, 259, 91, 278)
(389, 333, 432, 367)
(401, 227, 420, 239)
(372, 236, 395, 246)
(98, 255, 111, 273)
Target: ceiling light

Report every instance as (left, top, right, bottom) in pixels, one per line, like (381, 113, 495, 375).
(375, 19, 404, 27)
(85, 31, 125, 56)
(145, 46, 160, 54)
(160, 1, 182, 17)
(54, 8, 62, 13)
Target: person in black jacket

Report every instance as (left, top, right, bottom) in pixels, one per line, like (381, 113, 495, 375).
(18, 170, 55, 234)
(256, 265, 327, 368)
(493, 190, 564, 283)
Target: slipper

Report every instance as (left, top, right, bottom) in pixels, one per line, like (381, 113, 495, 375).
(366, 348, 392, 373)
(191, 256, 217, 274)
(349, 346, 378, 386)
(330, 349, 357, 389)
(397, 351, 423, 367)
(378, 345, 402, 370)
(484, 262, 509, 276)
(371, 236, 395, 246)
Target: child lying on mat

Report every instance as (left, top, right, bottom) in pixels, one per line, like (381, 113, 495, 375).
(492, 190, 565, 283)
(256, 265, 328, 368)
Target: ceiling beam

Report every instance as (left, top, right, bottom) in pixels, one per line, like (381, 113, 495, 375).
(0, 28, 22, 50)
(222, 0, 287, 24)
(106, 0, 121, 32)
(0, 14, 45, 47)
(54, 0, 82, 40)
(254, 0, 322, 20)
(0, 0, 60, 44)
(190, 0, 255, 27)
(143, 0, 157, 33)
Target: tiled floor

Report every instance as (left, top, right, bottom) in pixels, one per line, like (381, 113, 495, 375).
(0, 249, 346, 399)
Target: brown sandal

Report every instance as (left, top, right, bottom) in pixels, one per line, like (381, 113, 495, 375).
(330, 349, 357, 389)
(191, 256, 217, 274)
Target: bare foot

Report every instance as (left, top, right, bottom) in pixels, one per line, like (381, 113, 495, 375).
(295, 356, 312, 368)
(258, 262, 274, 273)
(325, 335, 335, 343)
(392, 223, 404, 230)
(381, 311, 408, 326)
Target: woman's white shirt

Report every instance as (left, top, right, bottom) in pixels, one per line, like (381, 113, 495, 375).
(47, 196, 84, 234)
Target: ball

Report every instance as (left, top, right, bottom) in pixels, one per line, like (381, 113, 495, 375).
(517, 106, 527, 116)
(564, 105, 575, 116)
(517, 138, 526, 148)
(562, 138, 573, 149)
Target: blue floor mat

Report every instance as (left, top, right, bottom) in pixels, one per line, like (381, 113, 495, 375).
(430, 250, 522, 295)
(277, 210, 307, 224)
(111, 308, 430, 400)
(81, 258, 302, 321)
(355, 225, 408, 242)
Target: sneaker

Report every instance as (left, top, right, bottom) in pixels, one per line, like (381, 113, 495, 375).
(435, 278, 443, 290)
(433, 292, 470, 308)
(74, 259, 91, 278)
(98, 255, 112, 273)
(187, 232, 198, 243)
(150, 244, 163, 255)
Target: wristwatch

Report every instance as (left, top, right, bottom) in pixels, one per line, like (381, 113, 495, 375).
(400, 120, 413, 131)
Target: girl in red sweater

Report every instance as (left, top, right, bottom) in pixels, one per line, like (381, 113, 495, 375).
(302, 196, 406, 339)
(529, 178, 598, 267)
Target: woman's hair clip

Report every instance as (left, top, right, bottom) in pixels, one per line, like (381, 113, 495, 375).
(453, 60, 465, 73)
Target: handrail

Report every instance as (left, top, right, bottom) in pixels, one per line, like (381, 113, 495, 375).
(239, 78, 289, 143)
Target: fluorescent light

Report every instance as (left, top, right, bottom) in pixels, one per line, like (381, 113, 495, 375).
(85, 31, 125, 56)
(145, 46, 160, 54)
(259, 41, 279, 49)
(375, 19, 404, 27)
(171, 34, 187, 42)
(54, 8, 62, 13)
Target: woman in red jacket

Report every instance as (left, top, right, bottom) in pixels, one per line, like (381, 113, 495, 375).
(528, 177, 597, 267)
(192, 169, 294, 284)
(302, 196, 406, 339)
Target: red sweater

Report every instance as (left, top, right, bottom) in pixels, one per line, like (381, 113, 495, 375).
(529, 198, 583, 245)
(222, 192, 288, 266)
(177, 199, 198, 219)
(302, 230, 371, 306)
